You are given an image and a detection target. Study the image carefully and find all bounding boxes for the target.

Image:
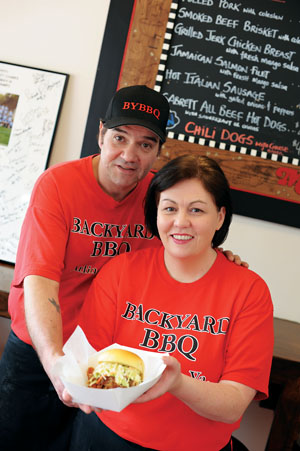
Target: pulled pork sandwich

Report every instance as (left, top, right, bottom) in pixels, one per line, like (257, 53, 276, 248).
(87, 348, 144, 389)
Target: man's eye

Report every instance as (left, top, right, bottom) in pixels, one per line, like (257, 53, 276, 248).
(141, 142, 152, 150)
(114, 135, 124, 142)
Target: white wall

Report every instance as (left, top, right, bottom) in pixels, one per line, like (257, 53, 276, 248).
(0, 0, 110, 349)
(223, 213, 300, 321)
(0, 0, 110, 167)
(0, 0, 299, 337)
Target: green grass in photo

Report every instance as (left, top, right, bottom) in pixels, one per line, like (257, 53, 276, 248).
(0, 127, 11, 146)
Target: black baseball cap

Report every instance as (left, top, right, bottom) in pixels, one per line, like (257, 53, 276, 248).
(102, 85, 170, 143)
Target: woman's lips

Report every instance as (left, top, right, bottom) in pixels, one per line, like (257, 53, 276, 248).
(171, 234, 193, 243)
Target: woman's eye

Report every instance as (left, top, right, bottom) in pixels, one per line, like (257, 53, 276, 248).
(164, 206, 175, 212)
(191, 207, 203, 213)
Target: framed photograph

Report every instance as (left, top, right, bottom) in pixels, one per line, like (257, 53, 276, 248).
(81, 0, 300, 228)
(0, 61, 68, 265)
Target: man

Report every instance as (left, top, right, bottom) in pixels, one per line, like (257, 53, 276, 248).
(0, 85, 243, 450)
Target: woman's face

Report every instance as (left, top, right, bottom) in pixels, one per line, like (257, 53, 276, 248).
(157, 178, 225, 261)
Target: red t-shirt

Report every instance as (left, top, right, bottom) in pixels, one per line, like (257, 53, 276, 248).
(79, 247, 274, 451)
(9, 155, 160, 344)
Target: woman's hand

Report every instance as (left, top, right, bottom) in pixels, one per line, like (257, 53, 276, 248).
(134, 355, 182, 404)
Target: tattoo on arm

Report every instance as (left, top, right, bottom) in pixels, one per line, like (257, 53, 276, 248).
(48, 297, 61, 313)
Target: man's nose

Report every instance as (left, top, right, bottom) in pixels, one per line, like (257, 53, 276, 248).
(121, 144, 138, 162)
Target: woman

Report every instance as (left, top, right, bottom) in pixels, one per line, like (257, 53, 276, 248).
(71, 154, 273, 451)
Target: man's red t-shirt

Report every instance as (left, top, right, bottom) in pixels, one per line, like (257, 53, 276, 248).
(9, 155, 160, 344)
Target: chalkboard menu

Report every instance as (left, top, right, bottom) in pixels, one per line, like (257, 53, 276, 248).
(81, 0, 300, 227)
(156, 0, 300, 163)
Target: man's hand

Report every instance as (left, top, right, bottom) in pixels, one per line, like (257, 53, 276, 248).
(219, 248, 249, 268)
(62, 388, 103, 414)
(45, 357, 77, 408)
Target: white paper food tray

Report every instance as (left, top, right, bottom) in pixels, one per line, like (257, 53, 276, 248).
(53, 326, 167, 412)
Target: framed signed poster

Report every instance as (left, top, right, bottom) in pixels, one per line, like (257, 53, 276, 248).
(81, 0, 300, 228)
(0, 62, 68, 264)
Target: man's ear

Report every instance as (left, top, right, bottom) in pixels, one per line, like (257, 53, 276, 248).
(98, 121, 104, 148)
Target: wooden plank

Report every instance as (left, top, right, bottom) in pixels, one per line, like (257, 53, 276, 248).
(0, 290, 9, 319)
(273, 317, 300, 363)
(119, 0, 172, 88)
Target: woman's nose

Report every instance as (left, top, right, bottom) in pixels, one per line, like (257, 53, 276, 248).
(174, 210, 190, 227)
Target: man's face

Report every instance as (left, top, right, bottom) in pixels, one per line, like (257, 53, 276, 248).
(98, 123, 160, 201)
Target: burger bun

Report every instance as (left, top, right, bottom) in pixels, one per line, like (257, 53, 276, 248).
(97, 348, 144, 376)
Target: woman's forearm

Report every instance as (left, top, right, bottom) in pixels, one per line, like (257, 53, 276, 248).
(170, 374, 256, 423)
(136, 356, 256, 424)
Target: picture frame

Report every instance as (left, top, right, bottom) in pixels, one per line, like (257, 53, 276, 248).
(0, 61, 68, 265)
(81, 0, 300, 228)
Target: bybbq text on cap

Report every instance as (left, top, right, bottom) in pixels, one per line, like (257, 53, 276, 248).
(102, 85, 170, 143)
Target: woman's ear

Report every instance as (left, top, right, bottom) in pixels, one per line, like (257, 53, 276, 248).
(216, 206, 226, 230)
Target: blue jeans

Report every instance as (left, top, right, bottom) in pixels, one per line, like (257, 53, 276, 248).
(0, 330, 77, 451)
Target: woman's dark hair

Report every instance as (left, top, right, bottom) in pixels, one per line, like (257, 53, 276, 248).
(144, 154, 233, 248)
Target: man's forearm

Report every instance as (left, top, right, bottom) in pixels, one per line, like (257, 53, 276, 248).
(24, 275, 63, 374)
